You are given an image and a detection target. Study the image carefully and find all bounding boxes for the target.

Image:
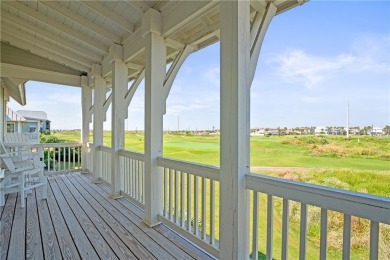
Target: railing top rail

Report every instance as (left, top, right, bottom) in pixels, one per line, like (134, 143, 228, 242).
(36, 142, 81, 148)
(118, 149, 144, 162)
(97, 145, 112, 153)
(246, 173, 390, 224)
(157, 157, 220, 181)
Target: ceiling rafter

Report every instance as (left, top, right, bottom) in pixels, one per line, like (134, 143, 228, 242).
(1, 11, 102, 62)
(3, 1, 108, 54)
(40, 1, 121, 43)
(80, 1, 134, 34)
(3, 24, 94, 68)
(126, 0, 150, 13)
(2, 32, 89, 72)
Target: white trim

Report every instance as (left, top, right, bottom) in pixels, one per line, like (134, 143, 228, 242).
(0, 63, 81, 87)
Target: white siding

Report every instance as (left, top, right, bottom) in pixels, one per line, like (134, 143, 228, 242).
(0, 87, 4, 141)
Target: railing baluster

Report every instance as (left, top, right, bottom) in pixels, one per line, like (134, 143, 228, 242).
(202, 177, 206, 240)
(320, 208, 328, 260)
(133, 158, 136, 197)
(62, 146, 65, 171)
(78, 146, 81, 168)
(47, 147, 51, 171)
(252, 191, 259, 260)
(194, 176, 199, 236)
(68, 146, 70, 170)
(210, 179, 215, 245)
(281, 198, 289, 260)
(370, 221, 379, 260)
(169, 168, 173, 221)
(175, 170, 179, 224)
(342, 214, 351, 260)
(266, 195, 273, 260)
(72, 146, 75, 170)
(135, 160, 139, 200)
(181, 171, 185, 227)
(300, 203, 307, 260)
(163, 167, 167, 217)
(187, 173, 192, 231)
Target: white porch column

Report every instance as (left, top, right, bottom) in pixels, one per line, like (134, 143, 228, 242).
(142, 9, 165, 227)
(220, 1, 251, 259)
(110, 44, 128, 198)
(91, 64, 106, 183)
(81, 76, 92, 173)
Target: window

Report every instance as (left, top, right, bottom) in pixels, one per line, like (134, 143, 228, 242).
(7, 123, 15, 133)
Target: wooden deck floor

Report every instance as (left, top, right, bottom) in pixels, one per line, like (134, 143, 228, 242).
(0, 172, 214, 260)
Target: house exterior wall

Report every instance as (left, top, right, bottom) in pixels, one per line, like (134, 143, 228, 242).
(0, 87, 4, 140)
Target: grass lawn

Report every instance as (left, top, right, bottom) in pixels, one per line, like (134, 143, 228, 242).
(49, 131, 389, 259)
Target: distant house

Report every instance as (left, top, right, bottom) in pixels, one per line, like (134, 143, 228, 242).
(314, 126, 326, 135)
(371, 127, 383, 136)
(6, 107, 26, 133)
(15, 110, 51, 134)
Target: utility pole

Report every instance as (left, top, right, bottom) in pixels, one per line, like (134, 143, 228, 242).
(346, 101, 349, 138)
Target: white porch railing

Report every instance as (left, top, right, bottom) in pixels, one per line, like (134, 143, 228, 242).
(40, 143, 81, 174)
(86, 142, 94, 173)
(81, 147, 389, 259)
(157, 157, 221, 258)
(96, 145, 112, 185)
(119, 149, 145, 209)
(245, 173, 390, 260)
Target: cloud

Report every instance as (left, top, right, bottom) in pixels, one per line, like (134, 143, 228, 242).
(267, 35, 390, 87)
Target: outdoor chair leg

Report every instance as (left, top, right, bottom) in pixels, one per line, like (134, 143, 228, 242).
(0, 180, 4, 207)
(19, 175, 26, 208)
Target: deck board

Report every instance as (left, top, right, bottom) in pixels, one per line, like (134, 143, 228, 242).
(36, 187, 62, 260)
(49, 177, 117, 260)
(0, 193, 16, 260)
(26, 189, 44, 259)
(71, 173, 190, 260)
(55, 175, 140, 259)
(8, 193, 26, 260)
(79, 173, 214, 260)
(0, 172, 214, 260)
(64, 174, 167, 259)
(48, 177, 99, 259)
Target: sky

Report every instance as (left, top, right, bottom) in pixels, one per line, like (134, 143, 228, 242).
(9, 0, 390, 130)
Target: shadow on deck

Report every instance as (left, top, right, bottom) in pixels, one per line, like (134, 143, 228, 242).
(0, 172, 214, 259)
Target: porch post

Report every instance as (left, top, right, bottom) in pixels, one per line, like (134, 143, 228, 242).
(91, 64, 106, 183)
(81, 76, 92, 173)
(142, 9, 165, 227)
(220, 1, 251, 259)
(110, 44, 128, 198)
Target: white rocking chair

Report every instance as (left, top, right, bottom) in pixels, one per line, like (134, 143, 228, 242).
(0, 142, 47, 208)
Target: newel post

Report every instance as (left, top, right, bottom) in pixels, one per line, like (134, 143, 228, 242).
(81, 76, 92, 173)
(219, 1, 251, 259)
(91, 64, 106, 183)
(110, 44, 128, 198)
(142, 8, 165, 227)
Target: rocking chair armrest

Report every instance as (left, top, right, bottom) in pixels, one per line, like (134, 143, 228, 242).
(0, 152, 35, 160)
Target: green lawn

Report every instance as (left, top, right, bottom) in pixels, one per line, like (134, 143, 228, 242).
(49, 131, 390, 259)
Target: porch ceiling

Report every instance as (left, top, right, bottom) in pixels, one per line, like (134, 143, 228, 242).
(0, 0, 305, 87)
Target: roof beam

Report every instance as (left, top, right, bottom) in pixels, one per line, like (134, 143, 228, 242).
(1, 11, 102, 62)
(3, 25, 93, 68)
(126, 1, 150, 13)
(249, 2, 277, 85)
(4, 1, 108, 53)
(1, 77, 26, 105)
(162, 0, 218, 37)
(1, 63, 81, 87)
(40, 1, 121, 43)
(80, 1, 134, 34)
(2, 33, 90, 72)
